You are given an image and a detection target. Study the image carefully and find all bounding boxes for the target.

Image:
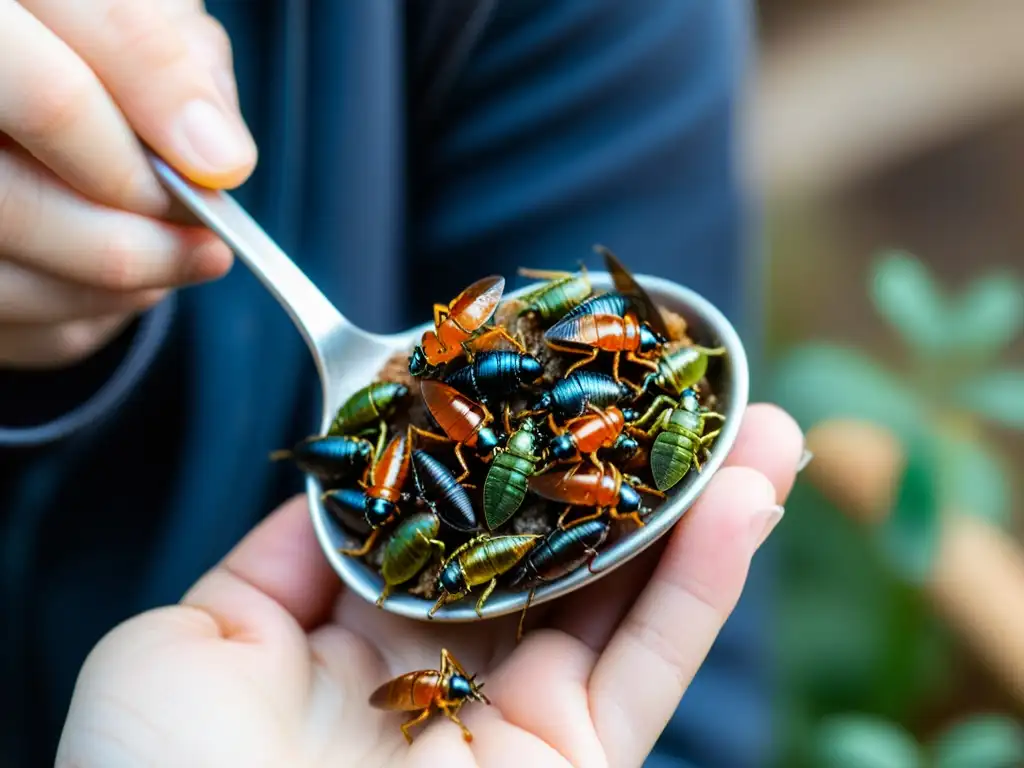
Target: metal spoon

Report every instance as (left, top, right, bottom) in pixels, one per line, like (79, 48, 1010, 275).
(148, 153, 750, 623)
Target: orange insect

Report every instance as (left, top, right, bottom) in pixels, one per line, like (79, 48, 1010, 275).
(543, 405, 640, 472)
(324, 429, 412, 557)
(408, 275, 523, 376)
(414, 379, 502, 482)
(528, 461, 663, 529)
(369, 648, 490, 744)
(543, 309, 665, 387)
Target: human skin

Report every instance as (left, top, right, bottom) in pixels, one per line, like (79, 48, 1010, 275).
(56, 404, 802, 768)
(0, 0, 255, 368)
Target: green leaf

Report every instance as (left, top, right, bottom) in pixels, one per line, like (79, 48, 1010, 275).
(770, 344, 927, 439)
(815, 715, 922, 768)
(876, 437, 940, 584)
(958, 368, 1024, 429)
(934, 434, 1011, 527)
(870, 252, 949, 355)
(949, 273, 1024, 358)
(932, 715, 1024, 768)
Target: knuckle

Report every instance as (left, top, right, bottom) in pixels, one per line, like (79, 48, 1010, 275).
(94, 233, 145, 292)
(0, 153, 35, 249)
(18, 68, 97, 145)
(102, 1, 190, 74)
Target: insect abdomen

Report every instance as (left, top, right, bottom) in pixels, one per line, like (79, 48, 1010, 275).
(370, 670, 441, 711)
(650, 429, 698, 491)
(483, 453, 532, 530)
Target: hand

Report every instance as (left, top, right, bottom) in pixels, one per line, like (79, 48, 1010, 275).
(57, 405, 802, 768)
(0, 0, 256, 368)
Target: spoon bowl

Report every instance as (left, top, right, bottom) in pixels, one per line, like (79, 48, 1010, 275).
(150, 155, 749, 623)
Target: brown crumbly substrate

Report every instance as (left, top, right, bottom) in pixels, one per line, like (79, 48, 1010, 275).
(340, 294, 723, 600)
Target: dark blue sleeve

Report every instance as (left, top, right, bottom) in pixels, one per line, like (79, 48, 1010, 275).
(0, 298, 176, 446)
(409, 1, 771, 766)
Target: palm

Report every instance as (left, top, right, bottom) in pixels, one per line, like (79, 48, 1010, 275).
(57, 405, 800, 768)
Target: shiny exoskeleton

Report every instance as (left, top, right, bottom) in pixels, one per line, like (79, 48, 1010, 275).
(483, 416, 542, 530)
(429, 533, 540, 617)
(528, 461, 663, 528)
(597, 243, 671, 338)
(629, 388, 725, 491)
(559, 290, 633, 323)
(325, 430, 412, 557)
(270, 435, 373, 481)
(411, 449, 478, 531)
(509, 266, 593, 324)
(544, 405, 639, 471)
(508, 518, 610, 641)
(530, 371, 633, 428)
(544, 309, 665, 384)
(408, 275, 522, 377)
(377, 510, 445, 606)
(416, 379, 502, 481)
(329, 381, 410, 440)
(642, 344, 726, 397)
(369, 648, 489, 744)
(443, 350, 543, 406)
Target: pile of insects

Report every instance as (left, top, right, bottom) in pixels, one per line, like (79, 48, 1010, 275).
(274, 246, 728, 638)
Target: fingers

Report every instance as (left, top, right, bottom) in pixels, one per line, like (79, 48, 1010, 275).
(721, 402, 805, 502)
(183, 495, 343, 633)
(0, 149, 232, 290)
(26, 0, 256, 189)
(587, 467, 782, 767)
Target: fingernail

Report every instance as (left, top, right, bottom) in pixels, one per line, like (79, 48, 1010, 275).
(751, 504, 785, 551)
(797, 448, 815, 473)
(172, 99, 255, 172)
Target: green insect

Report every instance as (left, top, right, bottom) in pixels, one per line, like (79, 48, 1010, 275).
(510, 266, 593, 325)
(629, 388, 725, 492)
(483, 416, 543, 530)
(642, 344, 726, 397)
(429, 533, 540, 617)
(376, 511, 446, 607)
(329, 381, 410, 449)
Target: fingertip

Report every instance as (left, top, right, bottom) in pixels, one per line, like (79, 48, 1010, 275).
(728, 403, 804, 502)
(186, 235, 234, 282)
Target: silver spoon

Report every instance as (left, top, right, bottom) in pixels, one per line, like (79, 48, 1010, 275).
(148, 153, 750, 623)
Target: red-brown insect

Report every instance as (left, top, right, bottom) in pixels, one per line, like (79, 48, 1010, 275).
(408, 275, 523, 376)
(543, 309, 665, 386)
(325, 429, 412, 557)
(369, 648, 490, 744)
(414, 379, 502, 482)
(528, 461, 664, 528)
(543, 405, 639, 472)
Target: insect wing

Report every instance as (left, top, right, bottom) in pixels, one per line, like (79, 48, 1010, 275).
(596, 244, 669, 338)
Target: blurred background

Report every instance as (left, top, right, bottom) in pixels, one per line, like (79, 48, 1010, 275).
(749, 2, 1024, 766)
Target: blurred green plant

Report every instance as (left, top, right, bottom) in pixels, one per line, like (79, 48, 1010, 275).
(772, 251, 1024, 579)
(814, 713, 1024, 768)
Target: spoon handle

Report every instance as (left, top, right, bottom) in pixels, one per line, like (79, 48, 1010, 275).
(146, 151, 348, 367)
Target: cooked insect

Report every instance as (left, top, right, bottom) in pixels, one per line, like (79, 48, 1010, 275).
(411, 449, 478, 532)
(429, 533, 540, 617)
(376, 511, 446, 606)
(415, 379, 502, 482)
(443, 350, 544, 406)
(528, 461, 664, 528)
(483, 415, 543, 530)
(270, 435, 373, 481)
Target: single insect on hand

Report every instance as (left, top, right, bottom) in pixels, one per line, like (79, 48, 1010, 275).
(269, 434, 373, 481)
(525, 371, 634, 431)
(369, 648, 490, 744)
(329, 381, 410, 444)
(443, 350, 544, 406)
(408, 275, 523, 377)
(642, 343, 726, 397)
(324, 429, 413, 557)
(429, 533, 540, 617)
(482, 415, 543, 530)
(528, 460, 664, 529)
(542, 404, 640, 474)
(410, 449, 478, 532)
(502, 265, 593, 325)
(628, 387, 726, 491)
(508, 518, 610, 642)
(414, 379, 503, 482)
(376, 510, 446, 606)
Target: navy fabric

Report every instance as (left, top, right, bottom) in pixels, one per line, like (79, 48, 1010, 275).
(0, 1, 768, 765)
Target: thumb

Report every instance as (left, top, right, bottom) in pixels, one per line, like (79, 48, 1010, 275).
(28, 0, 256, 189)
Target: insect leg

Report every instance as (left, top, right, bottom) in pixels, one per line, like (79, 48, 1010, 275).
(433, 304, 451, 326)
(547, 412, 561, 434)
(565, 458, 584, 479)
(586, 451, 603, 470)
(375, 584, 392, 608)
(400, 708, 433, 744)
(626, 350, 660, 372)
(568, 507, 605, 527)
(703, 410, 727, 423)
(453, 443, 472, 483)
(561, 347, 599, 378)
(609, 506, 645, 528)
(517, 267, 575, 280)
(439, 702, 474, 743)
(502, 402, 513, 434)
(475, 578, 499, 617)
(556, 505, 576, 529)
(630, 395, 678, 430)
(338, 527, 381, 557)
(516, 587, 538, 644)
